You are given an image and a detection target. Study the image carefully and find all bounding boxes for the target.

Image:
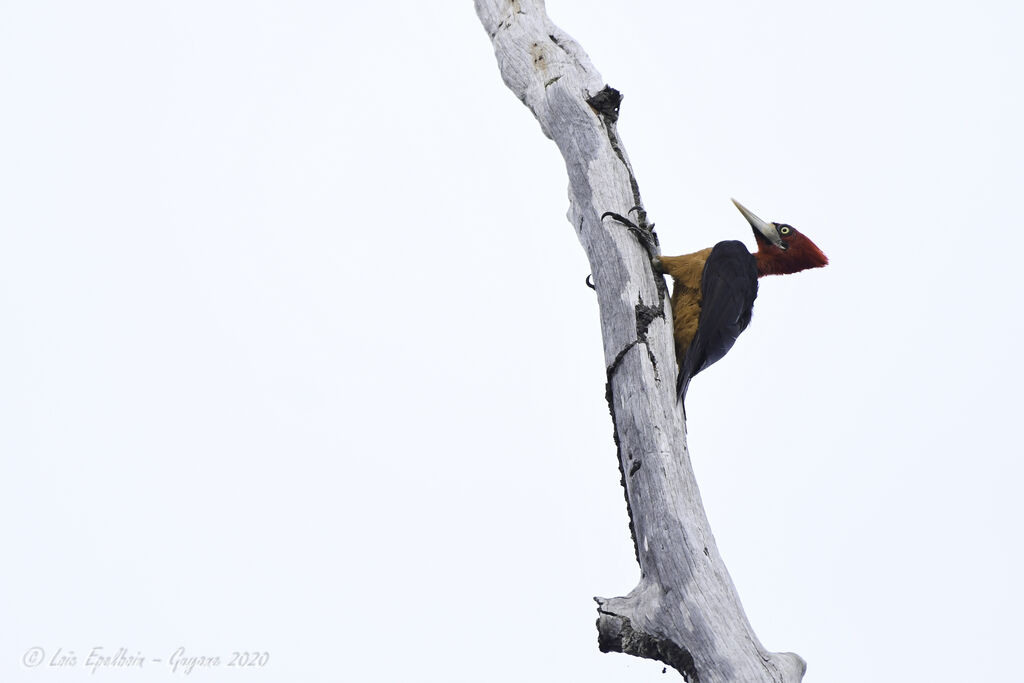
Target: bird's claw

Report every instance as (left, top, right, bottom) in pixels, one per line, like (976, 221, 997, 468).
(601, 211, 639, 230)
(601, 209, 661, 260)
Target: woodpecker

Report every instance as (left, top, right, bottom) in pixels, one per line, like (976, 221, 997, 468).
(603, 200, 828, 404)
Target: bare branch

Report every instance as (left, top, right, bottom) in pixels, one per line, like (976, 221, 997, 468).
(475, 1, 806, 681)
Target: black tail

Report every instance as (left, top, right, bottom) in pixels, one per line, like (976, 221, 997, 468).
(676, 370, 693, 418)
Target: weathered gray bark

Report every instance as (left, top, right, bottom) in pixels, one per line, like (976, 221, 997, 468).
(474, 2, 805, 681)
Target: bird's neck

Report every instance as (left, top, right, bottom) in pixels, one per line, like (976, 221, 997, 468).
(754, 250, 813, 277)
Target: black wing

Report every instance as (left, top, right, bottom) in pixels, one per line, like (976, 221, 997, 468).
(677, 240, 758, 402)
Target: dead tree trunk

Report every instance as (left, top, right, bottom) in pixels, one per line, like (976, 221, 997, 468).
(474, 2, 805, 681)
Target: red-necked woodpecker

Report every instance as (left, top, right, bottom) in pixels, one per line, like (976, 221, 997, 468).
(603, 199, 828, 404)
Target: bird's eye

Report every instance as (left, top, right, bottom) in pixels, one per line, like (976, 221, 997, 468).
(779, 226, 792, 236)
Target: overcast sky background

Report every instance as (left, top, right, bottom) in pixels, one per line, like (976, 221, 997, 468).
(2, 1, 1022, 681)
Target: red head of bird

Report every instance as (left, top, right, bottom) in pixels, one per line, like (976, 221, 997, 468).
(732, 199, 828, 277)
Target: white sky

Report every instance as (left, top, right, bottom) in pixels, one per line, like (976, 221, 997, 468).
(2, 1, 1022, 681)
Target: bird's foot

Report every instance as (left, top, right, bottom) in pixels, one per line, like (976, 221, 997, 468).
(601, 207, 661, 261)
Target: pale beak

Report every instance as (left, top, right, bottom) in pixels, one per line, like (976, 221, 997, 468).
(732, 198, 785, 249)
